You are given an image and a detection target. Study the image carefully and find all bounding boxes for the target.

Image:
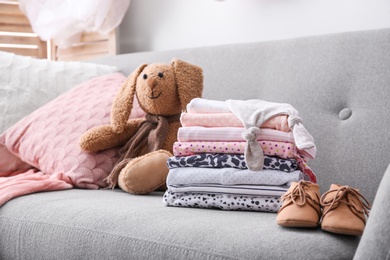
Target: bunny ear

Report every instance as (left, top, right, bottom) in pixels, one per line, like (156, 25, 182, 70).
(171, 59, 204, 111)
(111, 64, 147, 133)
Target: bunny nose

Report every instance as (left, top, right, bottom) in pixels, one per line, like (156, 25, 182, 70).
(147, 77, 158, 89)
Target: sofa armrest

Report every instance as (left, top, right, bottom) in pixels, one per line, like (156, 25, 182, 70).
(354, 163, 390, 259)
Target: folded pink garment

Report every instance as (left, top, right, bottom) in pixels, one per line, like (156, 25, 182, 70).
(177, 127, 316, 159)
(174, 141, 296, 158)
(295, 156, 317, 183)
(0, 169, 73, 206)
(180, 112, 290, 132)
(173, 140, 315, 159)
(177, 127, 295, 143)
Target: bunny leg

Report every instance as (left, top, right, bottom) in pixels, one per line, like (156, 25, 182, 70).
(117, 150, 172, 194)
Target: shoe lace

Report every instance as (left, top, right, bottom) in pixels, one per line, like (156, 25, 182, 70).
(320, 186, 371, 222)
(278, 181, 321, 218)
(282, 181, 320, 207)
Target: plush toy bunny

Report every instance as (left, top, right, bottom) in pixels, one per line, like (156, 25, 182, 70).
(79, 59, 203, 194)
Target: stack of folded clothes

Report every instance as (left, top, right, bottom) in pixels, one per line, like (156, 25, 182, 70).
(163, 98, 317, 212)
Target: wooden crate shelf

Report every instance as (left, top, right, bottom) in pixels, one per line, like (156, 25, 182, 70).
(51, 30, 117, 61)
(0, 0, 47, 58)
(0, 0, 117, 61)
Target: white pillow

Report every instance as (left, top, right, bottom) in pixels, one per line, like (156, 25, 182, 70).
(0, 51, 119, 133)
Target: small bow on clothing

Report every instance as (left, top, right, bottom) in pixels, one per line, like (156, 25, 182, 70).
(287, 115, 315, 150)
(241, 126, 264, 171)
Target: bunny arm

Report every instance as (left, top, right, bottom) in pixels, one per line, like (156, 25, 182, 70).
(79, 118, 145, 152)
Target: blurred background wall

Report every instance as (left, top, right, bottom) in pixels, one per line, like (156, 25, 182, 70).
(118, 0, 390, 53)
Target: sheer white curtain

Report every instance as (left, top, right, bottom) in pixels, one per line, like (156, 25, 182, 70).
(19, 0, 130, 48)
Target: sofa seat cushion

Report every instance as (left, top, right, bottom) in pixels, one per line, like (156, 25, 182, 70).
(0, 189, 359, 259)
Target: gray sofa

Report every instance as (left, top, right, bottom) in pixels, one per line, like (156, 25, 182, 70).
(1, 28, 389, 259)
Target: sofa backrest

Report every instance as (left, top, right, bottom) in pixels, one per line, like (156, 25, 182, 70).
(94, 28, 390, 203)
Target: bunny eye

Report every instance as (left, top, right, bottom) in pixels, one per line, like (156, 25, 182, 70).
(158, 72, 164, 78)
(143, 74, 147, 79)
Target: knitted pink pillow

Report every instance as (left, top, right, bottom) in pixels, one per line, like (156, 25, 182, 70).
(0, 73, 145, 189)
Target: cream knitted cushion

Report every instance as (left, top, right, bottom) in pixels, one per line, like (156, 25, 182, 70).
(0, 51, 119, 134)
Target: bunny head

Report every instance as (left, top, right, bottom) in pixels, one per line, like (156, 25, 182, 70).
(111, 59, 203, 133)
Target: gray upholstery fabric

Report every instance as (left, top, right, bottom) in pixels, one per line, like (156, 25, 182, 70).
(354, 164, 390, 260)
(1, 28, 390, 259)
(0, 189, 359, 260)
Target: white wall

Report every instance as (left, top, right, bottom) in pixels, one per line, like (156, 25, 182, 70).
(118, 0, 390, 54)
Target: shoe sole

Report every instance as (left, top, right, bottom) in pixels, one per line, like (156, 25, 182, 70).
(321, 226, 363, 236)
(277, 220, 318, 228)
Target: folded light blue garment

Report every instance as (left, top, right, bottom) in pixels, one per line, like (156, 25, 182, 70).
(168, 183, 288, 196)
(166, 167, 306, 186)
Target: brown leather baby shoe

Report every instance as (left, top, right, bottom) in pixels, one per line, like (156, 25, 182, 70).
(276, 181, 321, 227)
(320, 184, 371, 236)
